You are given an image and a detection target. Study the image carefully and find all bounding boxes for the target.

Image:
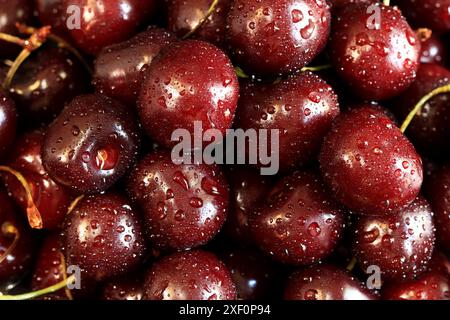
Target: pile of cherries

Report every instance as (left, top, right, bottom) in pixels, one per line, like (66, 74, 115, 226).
(0, 0, 449, 300)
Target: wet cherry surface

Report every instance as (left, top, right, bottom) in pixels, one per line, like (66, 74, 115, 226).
(0, 90, 17, 157)
(143, 250, 236, 300)
(63, 193, 147, 282)
(320, 106, 423, 214)
(42, 94, 141, 194)
(35, 0, 70, 37)
(419, 35, 447, 65)
(101, 275, 144, 300)
(250, 170, 345, 265)
(127, 150, 229, 251)
(397, 0, 450, 33)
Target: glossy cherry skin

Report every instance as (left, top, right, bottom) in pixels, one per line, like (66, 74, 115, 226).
(0, 90, 17, 158)
(223, 165, 274, 244)
(62, 0, 157, 55)
(226, 0, 330, 76)
(1, 131, 73, 230)
(93, 27, 177, 105)
(420, 35, 447, 65)
(397, 0, 450, 33)
(127, 150, 229, 251)
(101, 276, 144, 300)
(42, 94, 141, 194)
(393, 63, 450, 158)
(249, 170, 345, 265)
(330, 3, 420, 100)
(235, 72, 339, 172)
(143, 250, 237, 300)
(328, 0, 374, 10)
(63, 193, 147, 282)
(425, 165, 450, 252)
(138, 40, 239, 148)
(0, 190, 34, 291)
(35, 0, 70, 37)
(219, 246, 278, 300)
(319, 106, 423, 215)
(284, 265, 377, 300)
(0, 0, 35, 58)
(168, 0, 230, 47)
(9, 46, 89, 125)
(352, 196, 435, 281)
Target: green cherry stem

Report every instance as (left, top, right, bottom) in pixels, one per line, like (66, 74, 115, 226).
(183, 0, 219, 39)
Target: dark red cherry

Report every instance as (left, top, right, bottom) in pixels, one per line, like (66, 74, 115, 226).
(31, 234, 70, 300)
(397, 0, 450, 33)
(328, 0, 374, 10)
(62, 0, 157, 55)
(63, 193, 147, 282)
(127, 150, 229, 251)
(34, 0, 70, 37)
(393, 63, 450, 158)
(1, 131, 73, 230)
(0, 90, 17, 158)
(138, 40, 239, 148)
(101, 275, 144, 300)
(9, 46, 89, 125)
(250, 170, 345, 265)
(226, 0, 331, 76)
(0, 0, 35, 58)
(420, 35, 447, 65)
(284, 265, 377, 300)
(235, 72, 339, 172)
(223, 165, 274, 244)
(425, 165, 450, 252)
(382, 270, 449, 300)
(42, 94, 141, 194)
(168, 0, 230, 47)
(330, 3, 420, 100)
(143, 250, 237, 300)
(352, 197, 435, 281)
(219, 246, 278, 300)
(93, 27, 177, 105)
(0, 190, 34, 291)
(319, 106, 423, 215)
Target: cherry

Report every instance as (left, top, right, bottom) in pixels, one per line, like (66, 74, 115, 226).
(352, 196, 435, 281)
(126, 150, 229, 251)
(397, 0, 450, 33)
(62, 0, 157, 55)
(63, 193, 147, 282)
(0, 0, 35, 58)
(143, 250, 237, 300)
(319, 106, 423, 215)
(283, 265, 377, 300)
(0, 90, 17, 158)
(226, 0, 331, 76)
(101, 275, 144, 300)
(392, 63, 450, 158)
(223, 165, 274, 244)
(328, 0, 374, 11)
(35, 0, 70, 37)
(42, 94, 141, 194)
(9, 46, 89, 125)
(1, 130, 73, 230)
(167, 0, 230, 47)
(329, 3, 420, 100)
(425, 164, 450, 252)
(249, 170, 345, 265)
(235, 72, 339, 172)
(0, 190, 34, 291)
(420, 34, 447, 65)
(218, 246, 279, 300)
(138, 39, 239, 148)
(93, 27, 177, 105)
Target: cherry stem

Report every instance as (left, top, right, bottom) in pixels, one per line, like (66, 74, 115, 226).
(0, 166, 43, 229)
(0, 32, 26, 47)
(417, 28, 432, 42)
(0, 275, 76, 300)
(67, 195, 84, 215)
(234, 66, 249, 78)
(59, 253, 74, 300)
(383, 0, 390, 6)
(2, 25, 51, 89)
(400, 84, 450, 133)
(183, 0, 219, 39)
(346, 256, 358, 272)
(301, 64, 332, 72)
(0, 222, 19, 264)
(16, 24, 93, 75)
